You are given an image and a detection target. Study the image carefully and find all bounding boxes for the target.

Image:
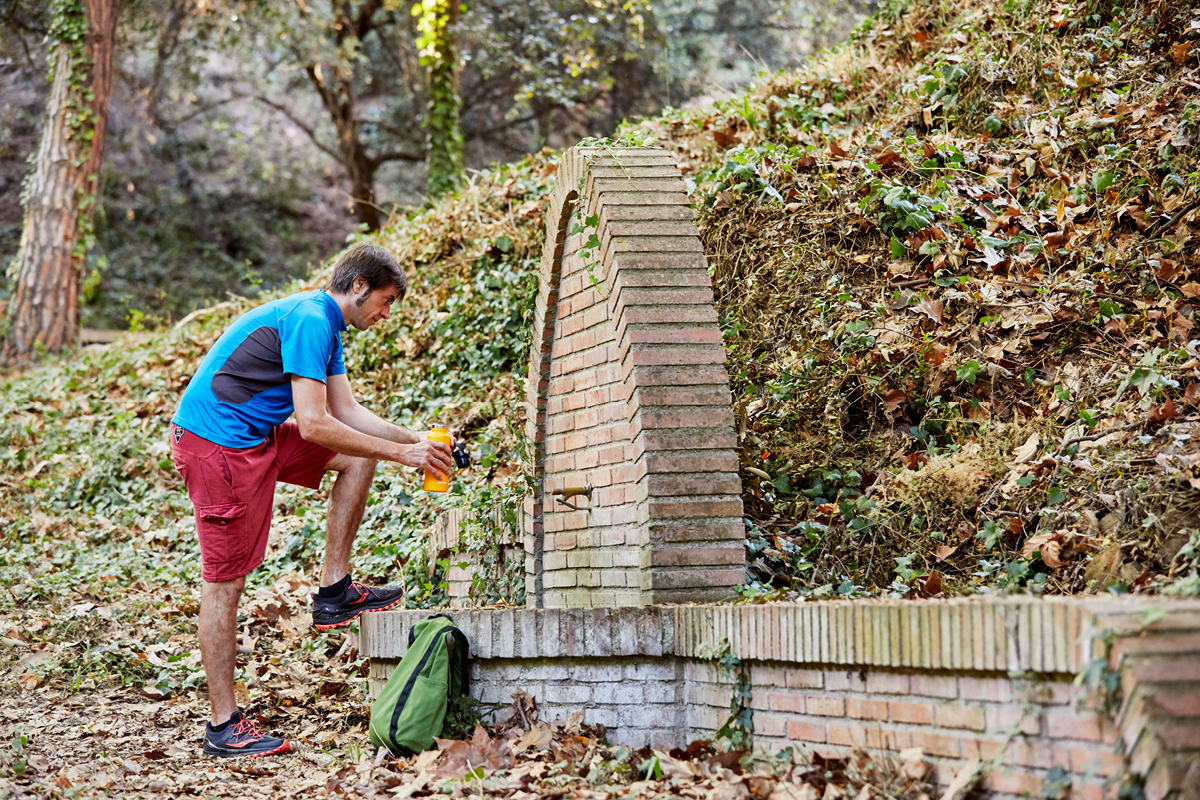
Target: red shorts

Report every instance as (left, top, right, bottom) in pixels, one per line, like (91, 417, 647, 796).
(170, 422, 336, 583)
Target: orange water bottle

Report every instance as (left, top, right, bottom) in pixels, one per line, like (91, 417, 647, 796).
(422, 427, 452, 492)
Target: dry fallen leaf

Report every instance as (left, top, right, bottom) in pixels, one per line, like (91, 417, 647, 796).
(513, 722, 554, 752)
(770, 783, 820, 800)
(1022, 531, 1065, 568)
(934, 545, 957, 561)
(1011, 432, 1040, 464)
(911, 297, 944, 324)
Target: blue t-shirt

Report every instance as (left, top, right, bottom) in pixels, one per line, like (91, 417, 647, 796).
(173, 290, 347, 448)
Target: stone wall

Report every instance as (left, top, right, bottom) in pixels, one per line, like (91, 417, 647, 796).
(363, 598, 1200, 799)
(522, 145, 744, 608)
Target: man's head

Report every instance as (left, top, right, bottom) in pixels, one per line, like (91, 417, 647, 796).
(327, 244, 407, 330)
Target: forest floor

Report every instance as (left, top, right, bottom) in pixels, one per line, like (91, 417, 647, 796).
(1, 0, 1200, 795)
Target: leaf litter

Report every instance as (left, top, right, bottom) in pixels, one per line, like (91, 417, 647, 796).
(0, 689, 938, 798)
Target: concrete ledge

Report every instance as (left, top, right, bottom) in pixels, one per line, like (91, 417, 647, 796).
(364, 596, 1200, 672)
(362, 605, 673, 661)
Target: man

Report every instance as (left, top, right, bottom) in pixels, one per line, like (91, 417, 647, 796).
(171, 243, 454, 758)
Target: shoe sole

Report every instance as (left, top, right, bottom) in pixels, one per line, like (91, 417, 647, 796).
(204, 740, 292, 758)
(312, 594, 406, 631)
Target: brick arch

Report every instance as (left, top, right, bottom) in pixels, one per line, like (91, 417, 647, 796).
(522, 145, 745, 609)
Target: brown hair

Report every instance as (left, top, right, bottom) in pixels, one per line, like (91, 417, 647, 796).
(326, 244, 407, 299)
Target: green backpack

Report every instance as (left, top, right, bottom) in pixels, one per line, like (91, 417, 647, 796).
(368, 614, 470, 756)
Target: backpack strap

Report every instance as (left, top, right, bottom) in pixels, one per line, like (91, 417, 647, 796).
(408, 613, 455, 647)
(447, 626, 470, 700)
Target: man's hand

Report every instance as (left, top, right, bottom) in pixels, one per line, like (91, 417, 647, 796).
(402, 436, 454, 481)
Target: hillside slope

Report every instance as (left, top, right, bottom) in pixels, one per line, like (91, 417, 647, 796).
(636, 0, 1200, 600)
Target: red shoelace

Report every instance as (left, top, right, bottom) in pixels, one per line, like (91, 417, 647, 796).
(229, 716, 265, 742)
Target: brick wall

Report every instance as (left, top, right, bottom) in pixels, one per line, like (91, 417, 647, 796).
(522, 145, 744, 608)
(686, 662, 1121, 798)
(363, 598, 1200, 799)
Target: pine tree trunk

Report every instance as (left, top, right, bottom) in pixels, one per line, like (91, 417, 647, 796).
(3, 0, 120, 363)
(423, 0, 462, 197)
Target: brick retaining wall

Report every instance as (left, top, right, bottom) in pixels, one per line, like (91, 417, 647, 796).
(363, 598, 1200, 798)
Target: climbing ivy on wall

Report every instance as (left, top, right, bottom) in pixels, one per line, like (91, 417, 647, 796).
(414, 0, 464, 197)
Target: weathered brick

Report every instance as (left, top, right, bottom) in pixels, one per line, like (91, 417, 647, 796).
(649, 544, 744, 568)
(984, 769, 1043, 795)
(823, 723, 856, 747)
(935, 703, 986, 731)
(626, 346, 727, 368)
(642, 497, 744, 520)
(544, 684, 592, 704)
(583, 707, 621, 729)
(1045, 709, 1105, 742)
(959, 737, 1006, 762)
(1068, 746, 1125, 776)
(786, 720, 825, 743)
(866, 728, 911, 750)
(889, 701, 934, 725)
(847, 698, 889, 720)
(865, 672, 910, 695)
(645, 519, 744, 543)
(909, 674, 957, 698)
(907, 731, 961, 758)
(626, 662, 675, 681)
(618, 704, 678, 729)
(633, 408, 736, 433)
(572, 665, 623, 682)
(806, 696, 845, 717)
(786, 669, 824, 689)
(824, 671, 866, 692)
(960, 676, 1013, 703)
(768, 693, 805, 714)
(986, 705, 1040, 735)
(1131, 656, 1200, 685)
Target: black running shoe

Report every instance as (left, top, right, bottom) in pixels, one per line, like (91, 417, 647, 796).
(312, 581, 405, 630)
(203, 711, 291, 758)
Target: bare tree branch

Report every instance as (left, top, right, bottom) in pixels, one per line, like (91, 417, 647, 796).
(369, 149, 425, 167)
(163, 93, 250, 127)
(254, 94, 343, 164)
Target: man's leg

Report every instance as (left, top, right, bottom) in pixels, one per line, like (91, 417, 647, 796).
(320, 454, 378, 586)
(199, 575, 246, 725)
(310, 453, 405, 630)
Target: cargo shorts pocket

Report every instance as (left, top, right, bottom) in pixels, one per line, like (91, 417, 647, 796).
(196, 502, 250, 563)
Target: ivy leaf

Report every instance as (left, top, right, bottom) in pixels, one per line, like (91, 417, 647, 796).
(957, 360, 980, 384)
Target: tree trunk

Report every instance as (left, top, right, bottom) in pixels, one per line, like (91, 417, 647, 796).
(421, 0, 462, 197)
(339, 111, 381, 231)
(3, 0, 121, 363)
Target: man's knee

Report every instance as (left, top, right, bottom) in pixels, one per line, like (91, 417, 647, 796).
(203, 575, 246, 600)
(344, 455, 378, 477)
(326, 454, 378, 477)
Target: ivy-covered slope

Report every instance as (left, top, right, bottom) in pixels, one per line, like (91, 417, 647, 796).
(2, 0, 1200, 704)
(0, 155, 552, 698)
(632, 0, 1200, 599)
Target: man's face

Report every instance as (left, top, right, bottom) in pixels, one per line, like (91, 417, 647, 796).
(348, 279, 401, 330)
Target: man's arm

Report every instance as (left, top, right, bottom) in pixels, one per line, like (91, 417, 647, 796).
(292, 376, 453, 477)
(324, 373, 423, 445)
